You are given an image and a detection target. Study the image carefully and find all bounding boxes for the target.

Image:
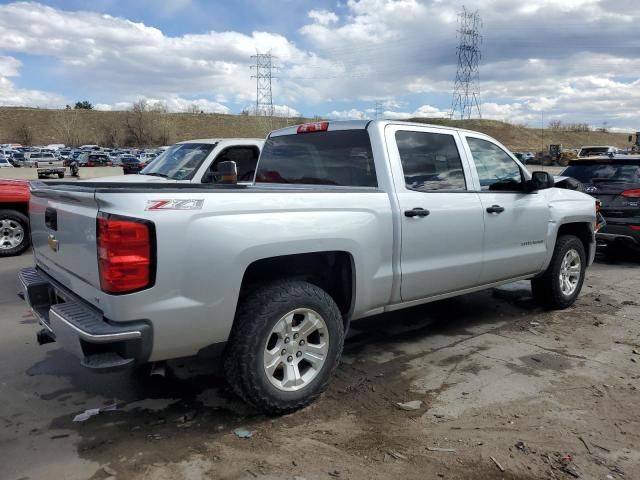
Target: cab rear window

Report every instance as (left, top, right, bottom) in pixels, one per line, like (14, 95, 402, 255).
(256, 130, 377, 187)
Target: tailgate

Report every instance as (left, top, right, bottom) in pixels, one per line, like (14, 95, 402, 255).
(29, 183, 101, 290)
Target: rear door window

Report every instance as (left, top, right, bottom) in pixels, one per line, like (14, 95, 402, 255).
(396, 131, 467, 191)
(256, 130, 377, 187)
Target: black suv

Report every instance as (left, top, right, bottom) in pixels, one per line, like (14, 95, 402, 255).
(562, 157, 640, 256)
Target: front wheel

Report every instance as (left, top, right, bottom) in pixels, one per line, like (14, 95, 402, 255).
(224, 280, 344, 415)
(532, 235, 586, 309)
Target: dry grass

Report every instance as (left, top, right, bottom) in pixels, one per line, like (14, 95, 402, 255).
(407, 117, 632, 151)
(0, 107, 632, 152)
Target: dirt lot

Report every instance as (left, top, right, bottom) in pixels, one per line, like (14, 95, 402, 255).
(1, 252, 639, 480)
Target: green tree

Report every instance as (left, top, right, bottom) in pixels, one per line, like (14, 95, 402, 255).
(74, 100, 93, 110)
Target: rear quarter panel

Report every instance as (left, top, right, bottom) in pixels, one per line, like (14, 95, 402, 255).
(95, 188, 394, 360)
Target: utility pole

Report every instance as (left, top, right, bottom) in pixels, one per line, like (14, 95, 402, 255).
(541, 110, 544, 154)
(250, 52, 277, 117)
(450, 6, 483, 120)
(374, 102, 384, 120)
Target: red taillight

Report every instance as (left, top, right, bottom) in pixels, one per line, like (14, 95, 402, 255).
(630, 225, 640, 231)
(97, 214, 154, 294)
(297, 121, 329, 134)
(622, 189, 640, 198)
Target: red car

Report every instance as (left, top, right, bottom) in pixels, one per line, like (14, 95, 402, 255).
(0, 178, 30, 256)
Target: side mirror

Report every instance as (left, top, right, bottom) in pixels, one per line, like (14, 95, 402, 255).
(210, 160, 238, 185)
(527, 171, 555, 191)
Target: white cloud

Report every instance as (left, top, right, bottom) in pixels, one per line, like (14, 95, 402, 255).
(0, 1, 639, 127)
(0, 2, 313, 108)
(308, 9, 339, 26)
(328, 108, 370, 120)
(384, 104, 449, 120)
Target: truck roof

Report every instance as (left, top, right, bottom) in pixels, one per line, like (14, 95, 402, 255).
(176, 138, 264, 145)
(268, 120, 495, 138)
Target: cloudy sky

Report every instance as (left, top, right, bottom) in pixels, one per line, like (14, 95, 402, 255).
(0, 0, 638, 128)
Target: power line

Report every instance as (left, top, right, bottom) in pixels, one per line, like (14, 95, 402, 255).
(450, 6, 483, 120)
(250, 52, 278, 116)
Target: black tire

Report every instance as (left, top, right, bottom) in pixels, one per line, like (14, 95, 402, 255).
(532, 235, 586, 309)
(224, 280, 344, 415)
(58, 172, 64, 179)
(0, 209, 30, 257)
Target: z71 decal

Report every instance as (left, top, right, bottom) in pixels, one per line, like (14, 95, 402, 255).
(145, 199, 205, 211)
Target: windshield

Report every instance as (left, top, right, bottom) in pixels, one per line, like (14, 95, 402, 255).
(140, 143, 215, 180)
(563, 161, 640, 184)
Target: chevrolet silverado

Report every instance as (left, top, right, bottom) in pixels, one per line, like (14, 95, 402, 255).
(19, 120, 599, 414)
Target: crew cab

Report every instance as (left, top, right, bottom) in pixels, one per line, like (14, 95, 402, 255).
(0, 179, 30, 256)
(19, 121, 598, 414)
(90, 138, 264, 184)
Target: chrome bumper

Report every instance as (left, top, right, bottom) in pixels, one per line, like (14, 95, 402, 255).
(18, 267, 151, 371)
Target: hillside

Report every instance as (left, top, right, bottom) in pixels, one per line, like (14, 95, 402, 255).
(0, 107, 632, 152)
(407, 118, 632, 152)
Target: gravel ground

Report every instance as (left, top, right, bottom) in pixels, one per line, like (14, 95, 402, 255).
(0, 251, 638, 480)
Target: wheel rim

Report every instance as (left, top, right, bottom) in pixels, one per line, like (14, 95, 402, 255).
(0, 218, 25, 250)
(559, 248, 581, 296)
(263, 308, 329, 392)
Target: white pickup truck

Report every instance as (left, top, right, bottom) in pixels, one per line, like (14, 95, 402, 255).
(94, 138, 264, 183)
(20, 120, 598, 414)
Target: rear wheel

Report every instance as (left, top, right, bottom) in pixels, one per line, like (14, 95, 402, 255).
(58, 172, 64, 178)
(532, 235, 586, 309)
(0, 209, 30, 257)
(224, 280, 344, 415)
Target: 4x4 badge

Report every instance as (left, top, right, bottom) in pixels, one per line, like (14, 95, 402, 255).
(146, 199, 204, 211)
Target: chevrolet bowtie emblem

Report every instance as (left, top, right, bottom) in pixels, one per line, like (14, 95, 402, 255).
(48, 234, 59, 252)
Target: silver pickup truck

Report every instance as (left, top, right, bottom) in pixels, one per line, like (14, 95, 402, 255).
(19, 120, 599, 414)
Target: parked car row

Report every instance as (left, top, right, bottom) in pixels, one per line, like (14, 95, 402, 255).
(0, 143, 167, 168)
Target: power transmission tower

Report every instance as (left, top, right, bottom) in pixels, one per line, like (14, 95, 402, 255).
(450, 7, 482, 120)
(374, 102, 384, 119)
(250, 52, 277, 117)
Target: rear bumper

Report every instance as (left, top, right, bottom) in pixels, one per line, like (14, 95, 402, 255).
(18, 267, 152, 371)
(36, 167, 65, 174)
(596, 224, 640, 250)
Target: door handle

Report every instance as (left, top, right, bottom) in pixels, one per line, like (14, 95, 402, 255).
(486, 205, 505, 214)
(404, 207, 430, 218)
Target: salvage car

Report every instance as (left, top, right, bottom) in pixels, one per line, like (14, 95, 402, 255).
(19, 121, 598, 414)
(561, 156, 640, 257)
(0, 179, 30, 256)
